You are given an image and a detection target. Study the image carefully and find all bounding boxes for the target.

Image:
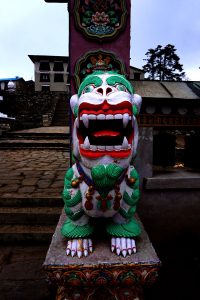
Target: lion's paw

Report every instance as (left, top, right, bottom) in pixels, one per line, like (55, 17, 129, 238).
(66, 238, 93, 258)
(111, 237, 136, 257)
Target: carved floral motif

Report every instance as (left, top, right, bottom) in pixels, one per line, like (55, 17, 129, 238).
(74, 0, 127, 39)
(74, 50, 126, 89)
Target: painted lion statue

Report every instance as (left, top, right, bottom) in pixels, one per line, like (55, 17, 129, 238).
(61, 71, 142, 257)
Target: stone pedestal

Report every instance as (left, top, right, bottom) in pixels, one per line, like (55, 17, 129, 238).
(43, 212, 161, 300)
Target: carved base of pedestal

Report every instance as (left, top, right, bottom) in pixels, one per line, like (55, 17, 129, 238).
(56, 285, 143, 300)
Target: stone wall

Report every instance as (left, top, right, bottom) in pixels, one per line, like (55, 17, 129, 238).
(0, 91, 68, 130)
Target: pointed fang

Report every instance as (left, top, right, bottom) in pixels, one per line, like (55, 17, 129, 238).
(123, 113, 129, 128)
(83, 136, 90, 149)
(122, 137, 129, 149)
(82, 114, 89, 128)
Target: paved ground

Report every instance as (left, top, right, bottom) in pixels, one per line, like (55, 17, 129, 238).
(0, 149, 70, 198)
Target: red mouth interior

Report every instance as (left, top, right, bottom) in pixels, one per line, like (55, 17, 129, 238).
(77, 101, 134, 159)
(93, 130, 121, 138)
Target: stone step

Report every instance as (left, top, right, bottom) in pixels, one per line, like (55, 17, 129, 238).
(0, 196, 63, 207)
(0, 139, 70, 149)
(52, 122, 68, 126)
(0, 224, 55, 243)
(0, 206, 62, 225)
(4, 132, 70, 139)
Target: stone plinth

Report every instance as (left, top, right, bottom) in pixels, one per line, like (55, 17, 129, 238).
(43, 211, 161, 300)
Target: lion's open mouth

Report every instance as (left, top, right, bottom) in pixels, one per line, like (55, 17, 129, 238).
(77, 100, 134, 159)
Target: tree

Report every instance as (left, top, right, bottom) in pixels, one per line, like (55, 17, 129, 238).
(142, 44, 185, 81)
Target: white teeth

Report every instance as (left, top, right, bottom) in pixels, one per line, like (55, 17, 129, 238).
(106, 146, 114, 151)
(97, 146, 105, 151)
(114, 145, 121, 151)
(122, 137, 129, 149)
(83, 136, 90, 149)
(81, 114, 89, 128)
(115, 114, 123, 119)
(90, 145, 97, 151)
(106, 114, 114, 120)
(123, 113, 129, 128)
(89, 114, 96, 120)
(80, 143, 131, 151)
(97, 114, 106, 120)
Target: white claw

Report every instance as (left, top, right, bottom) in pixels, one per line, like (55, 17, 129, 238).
(66, 240, 72, 256)
(116, 238, 121, 255)
(84, 249, 88, 257)
(71, 250, 76, 257)
(127, 238, 132, 255)
(83, 239, 88, 257)
(121, 237, 127, 257)
(77, 239, 83, 258)
(71, 239, 77, 256)
(88, 239, 93, 253)
(131, 239, 136, 253)
(111, 237, 116, 252)
(77, 251, 82, 258)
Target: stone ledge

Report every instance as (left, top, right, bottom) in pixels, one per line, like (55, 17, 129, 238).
(144, 171, 200, 189)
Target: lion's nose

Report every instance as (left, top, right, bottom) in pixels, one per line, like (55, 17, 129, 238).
(96, 87, 103, 95)
(96, 87, 114, 96)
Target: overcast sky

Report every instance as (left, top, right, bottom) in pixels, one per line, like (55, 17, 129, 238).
(0, 0, 199, 81)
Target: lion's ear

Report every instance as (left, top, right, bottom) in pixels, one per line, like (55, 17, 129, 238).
(70, 94, 79, 117)
(132, 94, 142, 116)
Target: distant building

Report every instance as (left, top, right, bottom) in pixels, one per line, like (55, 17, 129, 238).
(0, 77, 26, 92)
(29, 55, 69, 92)
(130, 66, 145, 81)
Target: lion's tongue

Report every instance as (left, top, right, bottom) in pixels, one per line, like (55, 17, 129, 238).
(93, 130, 121, 138)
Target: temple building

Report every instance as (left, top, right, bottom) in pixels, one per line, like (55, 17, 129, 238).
(28, 55, 69, 92)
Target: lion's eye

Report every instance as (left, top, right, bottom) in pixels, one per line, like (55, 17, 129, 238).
(116, 84, 127, 92)
(82, 85, 95, 94)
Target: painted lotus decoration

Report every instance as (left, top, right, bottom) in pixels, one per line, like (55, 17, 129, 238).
(61, 72, 142, 258)
(74, 0, 127, 39)
(91, 12, 110, 26)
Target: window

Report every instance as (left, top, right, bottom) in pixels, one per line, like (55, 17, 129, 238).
(54, 74, 64, 82)
(39, 61, 50, 71)
(41, 85, 50, 92)
(40, 73, 50, 82)
(153, 129, 200, 171)
(53, 61, 64, 71)
(0, 82, 5, 90)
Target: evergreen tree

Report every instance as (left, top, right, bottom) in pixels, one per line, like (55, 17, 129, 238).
(143, 44, 185, 81)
